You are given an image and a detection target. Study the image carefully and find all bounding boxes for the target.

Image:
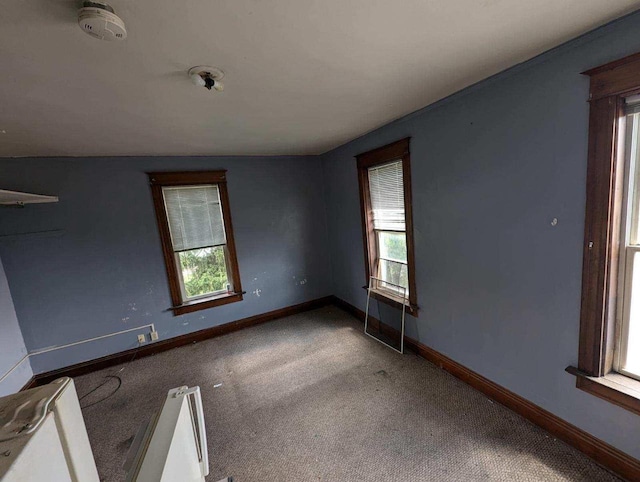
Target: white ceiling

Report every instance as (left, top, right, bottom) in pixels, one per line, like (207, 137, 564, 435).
(1, 1, 639, 157)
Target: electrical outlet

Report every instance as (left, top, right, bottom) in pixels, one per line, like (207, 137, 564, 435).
(137, 334, 146, 344)
(150, 331, 159, 341)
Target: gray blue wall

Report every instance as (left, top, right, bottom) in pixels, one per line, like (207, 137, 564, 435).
(0, 255, 32, 395)
(0, 156, 331, 374)
(320, 12, 640, 461)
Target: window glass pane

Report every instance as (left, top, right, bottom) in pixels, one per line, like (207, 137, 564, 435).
(377, 259, 408, 296)
(178, 246, 228, 299)
(378, 231, 407, 263)
(163, 185, 226, 251)
(619, 108, 640, 379)
(368, 160, 405, 231)
(622, 250, 640, 378)
(627, 113, 640, 245)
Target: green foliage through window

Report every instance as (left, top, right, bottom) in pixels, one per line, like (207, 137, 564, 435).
(377, 231, 408, 293)
(178, 246, 228, 298)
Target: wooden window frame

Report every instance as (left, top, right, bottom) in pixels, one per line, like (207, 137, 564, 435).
(148, 171, 243, 316)
(568, 52, 640, 415)
(356, 138, 418, 316)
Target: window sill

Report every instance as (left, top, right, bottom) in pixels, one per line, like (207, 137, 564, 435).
(362, 286, 419, 317)
(171, 291, 244, 316)
(566, 366, 640, 416)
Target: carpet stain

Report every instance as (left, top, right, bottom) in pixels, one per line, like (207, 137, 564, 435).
(118, 434, 135, 452)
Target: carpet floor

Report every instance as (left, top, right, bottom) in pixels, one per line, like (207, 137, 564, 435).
(75, 306, 621, 481)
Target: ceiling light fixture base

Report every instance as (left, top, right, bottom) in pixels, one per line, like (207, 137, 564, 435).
(188, 66, 225, 92)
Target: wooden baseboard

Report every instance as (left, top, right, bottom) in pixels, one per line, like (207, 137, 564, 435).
(28, 296, 334, 387)
(330, 295, 640, 481)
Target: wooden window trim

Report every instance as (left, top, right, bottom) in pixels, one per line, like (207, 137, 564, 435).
(568, 52, 640, 415)
(148, 171, 243, 316)
(356, 138, 418, 316)
(566, 366, 640, 417)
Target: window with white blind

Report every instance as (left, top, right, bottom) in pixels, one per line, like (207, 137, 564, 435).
(357, 138, 417, 315)
(368, 161, 409, 296)
(149, 171, 243, 315)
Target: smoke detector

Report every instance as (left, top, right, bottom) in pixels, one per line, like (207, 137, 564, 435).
(78, 2, 127, 41)
(189, 66, 225, 92)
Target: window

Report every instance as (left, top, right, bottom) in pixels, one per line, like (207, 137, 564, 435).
(569, 52, 640, 415)
(369, 161, 409, 296)
(148, 171, 243, 315)
(357, 138, 418, 316)
(615, 98, 640, 380)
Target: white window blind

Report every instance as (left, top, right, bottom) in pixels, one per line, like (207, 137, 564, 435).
(162, 185, 226, 252)
(368, 160, 405, 231)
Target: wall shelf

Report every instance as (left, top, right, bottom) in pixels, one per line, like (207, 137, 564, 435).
(0, 189, 58, 207)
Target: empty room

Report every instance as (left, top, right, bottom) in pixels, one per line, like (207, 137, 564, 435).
(2, 1, 640, 481)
